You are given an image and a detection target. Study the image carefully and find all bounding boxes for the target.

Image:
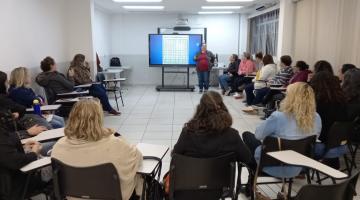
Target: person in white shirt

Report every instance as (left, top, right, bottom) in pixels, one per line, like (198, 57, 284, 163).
(243, 54, 277, 113)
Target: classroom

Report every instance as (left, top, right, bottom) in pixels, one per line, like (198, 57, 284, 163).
(0, 0, 360, 199)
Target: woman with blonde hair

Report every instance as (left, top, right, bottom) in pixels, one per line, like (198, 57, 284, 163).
(242, 82, 322, 177)
(8, 67, 65, 128)
(51, 99, 142, 200)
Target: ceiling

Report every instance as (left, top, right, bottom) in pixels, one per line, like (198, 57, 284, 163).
(94, 0, 279, 15)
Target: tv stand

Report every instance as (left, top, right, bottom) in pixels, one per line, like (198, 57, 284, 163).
(156, 66, 195, 92)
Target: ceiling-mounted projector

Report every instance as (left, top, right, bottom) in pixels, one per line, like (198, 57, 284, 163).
(173, 15, 191, 31)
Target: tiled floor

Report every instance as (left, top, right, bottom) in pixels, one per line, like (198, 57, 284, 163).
(34, 85, 360, 200)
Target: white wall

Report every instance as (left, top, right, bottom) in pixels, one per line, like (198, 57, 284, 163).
(94, 7, 112, 63)
(0, 0, 96, 83)
(0, 0, 67, 73)
(105, 13, 246, 85)
(292, 0, 360, 73)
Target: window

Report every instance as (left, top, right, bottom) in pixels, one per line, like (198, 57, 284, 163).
(249, 9, 279, 56)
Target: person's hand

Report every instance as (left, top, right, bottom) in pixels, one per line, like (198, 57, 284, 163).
(27, 125, 48, 136)
(68, 68, 75, 77)
(307, 73, 313, 82)
(12, 112, 19, 119)
(24, 141, 42, 155)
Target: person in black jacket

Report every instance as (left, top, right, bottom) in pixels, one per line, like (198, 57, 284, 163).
(173, 91, 253, 166)
(218, 54, 240, 95)
(310, 71, 349, 169)
(0, 109, 44, 200)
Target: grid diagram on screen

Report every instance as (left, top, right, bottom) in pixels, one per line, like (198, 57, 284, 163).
(162, 35, 189, 65)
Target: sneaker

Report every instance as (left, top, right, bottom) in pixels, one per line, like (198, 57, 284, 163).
(253, 103, 265, 108)
(234, 94, 244, 99)
(108, 109, 121, 116)
(233, 92, 239, 97)
(224, 90, 231, 96)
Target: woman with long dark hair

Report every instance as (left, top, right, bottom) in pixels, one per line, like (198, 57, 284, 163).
(173, 91, 252, 164)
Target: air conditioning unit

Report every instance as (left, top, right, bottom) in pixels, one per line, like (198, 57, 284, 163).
(255, 2, 278, 11)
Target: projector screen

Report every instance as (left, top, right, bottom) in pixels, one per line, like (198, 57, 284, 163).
(148, 34, 203, 66)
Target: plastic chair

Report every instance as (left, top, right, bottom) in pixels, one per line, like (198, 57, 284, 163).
(51, 158, 122, 200)
(294, 171, 359, 200)
(169, 153, 236, 200)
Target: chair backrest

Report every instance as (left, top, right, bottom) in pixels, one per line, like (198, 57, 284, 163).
(326, 121, 354, 149)
(51, 158, 122, 200)
(294, 171, 360, 200)
(259, 135, 317, 169)
(169, 153, 236, 200)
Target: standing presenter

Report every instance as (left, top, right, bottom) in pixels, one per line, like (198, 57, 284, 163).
(194, 44, 215, 93)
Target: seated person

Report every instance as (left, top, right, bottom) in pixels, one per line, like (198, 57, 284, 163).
(232, 52, 256, 98)
(0, 109, 46, 200)
(242, 82, 322, 178)
(0, 71, 48, 140)
(243, 54, 277, 113)
(288, 61, 312, 84)
(254, 52, 263, 71)
(51, 99, 142, 200)
(173, 91, 253, 166)
(218, 54, 240, 95)
(310, 71, 349, 169)
(343, 67, 360, 104)
(8, 67, 65, 128)
(261, 55, 294, 116)
(67, 54, 120, 115)
(339, 63, 357, 82)
(314, 60, 334, 75)
(36, 56, 75, 104)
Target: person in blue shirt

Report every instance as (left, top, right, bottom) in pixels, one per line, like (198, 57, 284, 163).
(8, 67, 65, 129)
(242, 82, 322, 178)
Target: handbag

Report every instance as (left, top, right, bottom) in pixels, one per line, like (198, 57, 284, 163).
(143, 156, 165, 200)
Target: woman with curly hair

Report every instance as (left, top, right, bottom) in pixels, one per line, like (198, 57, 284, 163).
(242, 82, 321, 177)
(342, 68, 360, 104)
(173, 91, 252, 165)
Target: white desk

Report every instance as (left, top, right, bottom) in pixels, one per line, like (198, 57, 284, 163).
(26, 104, 61, 112)
(106, 66, 132, 70)
(55, 96, 93, 103)
(267, 150, 348, 179)
(57, 90, 89, 96)
(99, 69, 124, 75)
(137, 143, 169, 174)
(20, 142, 169, 174)
(21, 128, 65, 144)
(20, 157, 51, 172)
(103, 78, 127, 82)
(74, 82, 101, 89)
(270, 87, 287, 91)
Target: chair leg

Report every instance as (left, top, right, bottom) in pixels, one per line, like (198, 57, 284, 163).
(113, 91, 119, 111)
(306, 171, 311, 184)
(316, 171, 322, 185)
(119, 89, 124, 107)
(344, 155, 352, 175)
(287, 179, 293, 200)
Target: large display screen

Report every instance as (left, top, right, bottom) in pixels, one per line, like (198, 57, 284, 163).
(149, 34, 203, 66)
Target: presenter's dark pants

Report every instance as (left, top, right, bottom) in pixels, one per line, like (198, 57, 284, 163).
(197, 71, 209, 90)
(89, 84, 114, 111)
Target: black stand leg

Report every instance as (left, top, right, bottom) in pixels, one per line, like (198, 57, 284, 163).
(162, 66, 165, 87)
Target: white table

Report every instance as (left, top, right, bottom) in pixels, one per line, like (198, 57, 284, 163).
(137, 143, 169, 174)
(74, 82, 101, 89)
(106, 66, 132, 70)
(270, 87, 287, 91)
(20, 157, 51, 172)
(267, 150, 348, 179)
(99, 69, 124, 75)
(21, 128, 65, 144)
(55, 96, 93, 103)
(26, 104, 61, 112)
(57, 90, 89, 97)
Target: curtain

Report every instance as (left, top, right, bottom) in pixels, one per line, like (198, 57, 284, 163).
(249, 9, 279, 56)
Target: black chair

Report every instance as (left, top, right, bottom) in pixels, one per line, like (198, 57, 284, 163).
(51, 158, 122, 200)
(251, 135, 317, 200)
(348, 116, 360, 171)
(294, 171, 359, 200)
(169, 153, 236, 200)
(314, 121, 353, 184)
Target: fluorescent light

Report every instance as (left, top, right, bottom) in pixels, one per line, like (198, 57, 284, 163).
(122, 6, 164, 10)
(113, 0, 162, 2)
(198, 11, 234, 14)
(206, 0, 254, 2)
(202, 6, 242, 9)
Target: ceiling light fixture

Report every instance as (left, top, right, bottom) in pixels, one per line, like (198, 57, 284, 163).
(206, 0, 254, 2)
(122, 5, 165, 10)
(201, 6, 242, 9)
(113, 0, 162, 2)
(198, 11, 234, 14)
